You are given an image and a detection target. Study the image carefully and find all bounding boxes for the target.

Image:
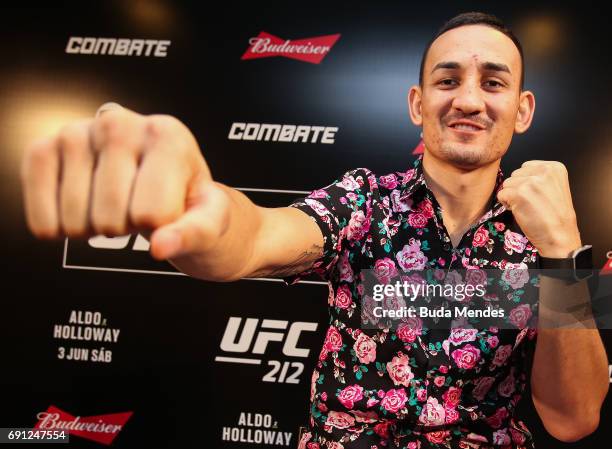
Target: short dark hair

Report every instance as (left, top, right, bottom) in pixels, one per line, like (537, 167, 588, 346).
(419, 12, 525, 91)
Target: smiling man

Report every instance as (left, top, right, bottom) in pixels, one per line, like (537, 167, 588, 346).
(284, 11, 608, 449)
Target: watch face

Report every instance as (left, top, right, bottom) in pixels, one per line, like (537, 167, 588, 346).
(574, 246, 593, 270)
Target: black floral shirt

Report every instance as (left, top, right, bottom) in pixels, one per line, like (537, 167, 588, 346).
(284, 154, 540, 449)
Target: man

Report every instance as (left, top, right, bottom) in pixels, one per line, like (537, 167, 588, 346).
(21, 11, 607, 449)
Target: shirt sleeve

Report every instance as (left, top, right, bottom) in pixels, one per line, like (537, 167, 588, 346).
(282, 167, 374, 286)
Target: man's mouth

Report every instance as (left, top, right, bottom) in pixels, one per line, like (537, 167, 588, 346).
(450, 123, 481, 131)
(448, 123, 485, 134)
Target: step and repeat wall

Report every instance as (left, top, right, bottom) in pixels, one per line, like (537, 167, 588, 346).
(1, 2, 610, 448)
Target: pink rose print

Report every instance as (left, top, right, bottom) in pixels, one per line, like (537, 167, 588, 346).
(390, 189, 413, 212)
(487, 335, 499, 348)
(347, 210, 370, 241)
(497, 371, 516, 397)
(416, 198, 434, 218)
(472, 376, 496, 401)
(501, 261, 529, 289)
(442, 386, 462, 407)
(381, 388, 408, 413)
(508, 304, 532, 329)
(425, 430, 450, 444)
(325, 411, 355, 429)
(485, 407, 508, 429)
(434, 376, 445, 387)
(416, 388, 427, 402)
(492, 429, 511, 445)
(310, 369, 319, 401)
(351, 410, 379, 423)
(304, 198, 331, 219)
(323, 326, 343, 352)
(503, 230, 528, 254)
(336, 175, 360, 191)
(386, 352, 415, 387)
(419, 397, 445, 426)
(408, 212, 428, 228)
(444, 406, 460, 424)
(379, 174, 398, 189)
(492, 344, 513, 367)
(298, 431, 312, 449)
(465, 268, 487, 289)
(366, 397, 379, 408)
(361, 295, 380, 326)
(401, 168, 416, 185)
(373, 420, 393, 438)
(345, 192, 357, 202)
(396, 238, 428, 271)
(494, 222, 505, 231)
(448, 327, 478, 346)
(451, 344, 481, 369)
(318, 347, 329, 362)
(514, 328, 528, 349)
(353, 333, 377, 364)
(510, 427, 527, 445)
(334, 284, 353, 309)
(396, 317, 423, 343)
(472, 225, 489, 247)
(309, 189, 327, 199)
(374, 257, 398, 282)
(337, 384, 364, 409)
(338, 251, 354, 283)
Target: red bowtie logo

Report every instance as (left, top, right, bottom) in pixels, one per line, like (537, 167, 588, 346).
(241, 31, 341, 64)
(34, 405, 133, 445)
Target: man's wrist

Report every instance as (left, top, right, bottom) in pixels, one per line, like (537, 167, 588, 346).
(537, 234, 582, 258)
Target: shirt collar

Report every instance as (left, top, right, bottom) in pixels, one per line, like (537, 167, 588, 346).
(398, 153, 508, 223)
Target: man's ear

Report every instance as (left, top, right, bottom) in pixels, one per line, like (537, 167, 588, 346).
(515, 90, 536, 134)
(408, 85, 423, 127)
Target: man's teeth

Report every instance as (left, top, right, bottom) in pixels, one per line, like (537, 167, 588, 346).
(452, 124, 481, 131)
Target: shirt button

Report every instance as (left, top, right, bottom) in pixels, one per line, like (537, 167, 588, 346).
(443, 243, 451, 251)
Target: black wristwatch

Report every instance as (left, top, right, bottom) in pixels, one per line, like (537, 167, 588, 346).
(538, 244, 593, 282)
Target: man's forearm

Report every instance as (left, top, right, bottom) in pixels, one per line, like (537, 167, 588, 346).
(530, 275, 609, 440)
(167, 182, 262, 282)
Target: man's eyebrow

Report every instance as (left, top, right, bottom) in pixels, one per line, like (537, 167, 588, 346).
(431, 61, 512, 75)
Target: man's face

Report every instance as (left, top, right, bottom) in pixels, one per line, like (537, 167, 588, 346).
(410, 24, 533, 168)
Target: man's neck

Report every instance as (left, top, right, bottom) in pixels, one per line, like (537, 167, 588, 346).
(421, 151, 500, 248)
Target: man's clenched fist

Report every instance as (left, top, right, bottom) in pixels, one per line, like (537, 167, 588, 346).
(496, 160, 582, 258)
(20, 102, 230, 261)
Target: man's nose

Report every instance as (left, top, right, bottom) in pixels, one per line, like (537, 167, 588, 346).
(451, 79, 485, 114)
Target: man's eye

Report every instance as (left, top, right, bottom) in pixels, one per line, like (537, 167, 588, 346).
(438, 79, 457, 86)
(485, 80, 504, 88)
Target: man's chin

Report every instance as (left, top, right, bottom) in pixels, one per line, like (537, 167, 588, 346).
(440, 146, 489, 169)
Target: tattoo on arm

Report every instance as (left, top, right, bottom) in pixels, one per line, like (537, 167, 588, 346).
(248, 243, 324, 278)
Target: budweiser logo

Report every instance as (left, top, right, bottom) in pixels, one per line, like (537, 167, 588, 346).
(34, 405, 132, 445)
(241, 31, 340, 64)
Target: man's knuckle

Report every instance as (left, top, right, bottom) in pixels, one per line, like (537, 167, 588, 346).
(25, 138, 55, 169)
(146, 114, 179, 138)
(97, 112, 126, 144)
